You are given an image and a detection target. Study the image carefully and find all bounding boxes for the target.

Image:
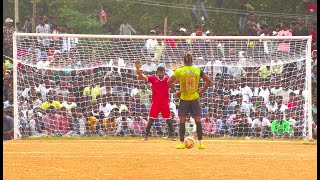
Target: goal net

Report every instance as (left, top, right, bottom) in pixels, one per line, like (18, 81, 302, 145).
(12, 33, 313, 140)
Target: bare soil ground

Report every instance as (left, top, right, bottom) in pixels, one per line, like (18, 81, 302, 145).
(3, 139, 317, 180)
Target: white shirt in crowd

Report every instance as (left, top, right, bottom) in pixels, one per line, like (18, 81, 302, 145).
(259, 88, 270, 104)
(33, 98, 43, 108)
(274, 87, 292, 103)
(252, 87, 260, 97)
(230, 101, 253, 116)
(240, 85, 253, 103)
(141, 62, 157, 72)
(35, 84, 51, 101)
(266, 102, 288, 113)
(293, 89, 307, 99)
(260, 33, 272, 55)
(211, 60, 223, 79)
(61, 102, 77, 113)
(145, 39, 158, 54)
(36, 60, 50, 69)
(186, 117, 196, 134)
(101, 86, 107, 95)
(230, 88, 241, 96)
(55, 88, 69, 99)
(130, 87, 139, 98)
(252, 117, 271, 128)
(21, 88, 31, 99)
(169, 102, 178, 118)
(99, 103, 117, 117)
(62, 37, 78, 52)
(227, 67, 246, 78)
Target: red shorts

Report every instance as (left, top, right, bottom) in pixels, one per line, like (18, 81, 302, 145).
(149, 103, 171, 119)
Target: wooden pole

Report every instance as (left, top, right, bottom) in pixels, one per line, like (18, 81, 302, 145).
(32, 0, 36, 33)
(14, 0, 19, 30)
(164, 17, 167, 36)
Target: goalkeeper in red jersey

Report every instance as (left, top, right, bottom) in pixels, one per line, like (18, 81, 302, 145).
(135, 60, 176, 141)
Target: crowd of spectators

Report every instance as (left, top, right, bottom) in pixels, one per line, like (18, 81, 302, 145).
(3, 1, 317, 140)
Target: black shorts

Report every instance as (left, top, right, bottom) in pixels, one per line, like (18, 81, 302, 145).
(178, 99, 201, 117)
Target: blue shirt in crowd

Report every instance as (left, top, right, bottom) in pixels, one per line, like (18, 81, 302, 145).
(3, 115, 14, 132)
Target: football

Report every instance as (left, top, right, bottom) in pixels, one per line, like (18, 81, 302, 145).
(184, 136, 195, 149)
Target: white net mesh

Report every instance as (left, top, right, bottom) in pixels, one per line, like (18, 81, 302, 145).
(13, 33, 312, 139)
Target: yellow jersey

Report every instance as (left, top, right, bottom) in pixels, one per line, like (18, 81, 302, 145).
(41, 101, 62, 110)
(173, 66, 204, 101)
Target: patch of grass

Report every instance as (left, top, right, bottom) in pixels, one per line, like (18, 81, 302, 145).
(301, 140, 317, 145)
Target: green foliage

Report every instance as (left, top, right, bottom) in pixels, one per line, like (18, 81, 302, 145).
(59, 6, 100, 34)
(3, 0, 308, 34)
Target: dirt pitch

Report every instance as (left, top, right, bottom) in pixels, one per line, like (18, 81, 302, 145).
(3, 138, 317, 180)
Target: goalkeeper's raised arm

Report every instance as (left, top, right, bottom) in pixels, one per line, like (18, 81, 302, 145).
(135, 59, 148, 82)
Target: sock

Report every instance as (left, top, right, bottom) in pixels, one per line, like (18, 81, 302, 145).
(196, 122, 203, 141)
(167, 120, 174, 137)
(145, 119, 154, 137)
(179, 123, 185, 142)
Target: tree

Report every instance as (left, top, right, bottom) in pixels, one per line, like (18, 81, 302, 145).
(3, 0, 307, 35)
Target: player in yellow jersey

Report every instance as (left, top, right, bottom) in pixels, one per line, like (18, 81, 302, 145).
(168, 52, 212, 149)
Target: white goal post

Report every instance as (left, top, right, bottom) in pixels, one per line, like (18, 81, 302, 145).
(12, 33, 313, 140)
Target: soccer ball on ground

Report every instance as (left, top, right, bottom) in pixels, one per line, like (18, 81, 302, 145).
(184, 136, 195, 149)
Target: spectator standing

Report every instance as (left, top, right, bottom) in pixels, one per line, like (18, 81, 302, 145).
(3, 18, 15, 50)
(154, 26, 162, 36)
(277, 22, 292, 53)
(309, 21, 317, 52)
(304, 0, 317, 18)
(36, 16, 51, 47)
(238, 0, 254, 35)
(311, 65, 317, 83)
(246, 13, 260, 36)
(144, 30, 158, 56)
(100, 7, 108, 28)
(192, 0, 209, 23)
(44, 16, 53, 30)
(16, 21, 24, 32)
(68, 27, 78, 50)
(277, 22, 292, 36)
(190, 24, 206, 36)
(240, 82, 253, 103)
(293, 17, 309, 36)
(3, 111, 14, 140)
(119, 20, 136, 35)
(23, 12, 33, 33)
